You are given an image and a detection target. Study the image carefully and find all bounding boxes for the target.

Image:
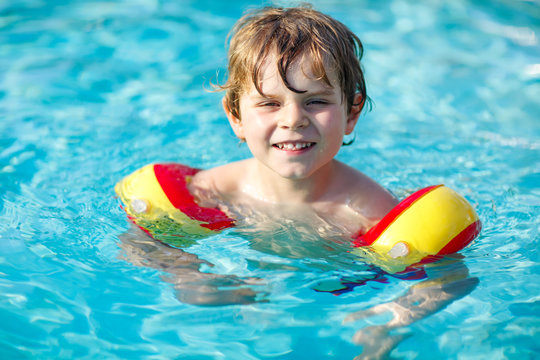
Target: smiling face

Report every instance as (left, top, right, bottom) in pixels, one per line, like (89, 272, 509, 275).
(224, 55, 361, 180)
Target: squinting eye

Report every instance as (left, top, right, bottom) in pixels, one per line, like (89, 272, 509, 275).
(307, 99, 328, 106)
(259, 102, 280, 107)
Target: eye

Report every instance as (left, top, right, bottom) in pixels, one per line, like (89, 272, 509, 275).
(307, 99, 329, 106)
(257, 101, 280, 108)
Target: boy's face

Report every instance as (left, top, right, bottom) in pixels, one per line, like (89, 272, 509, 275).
(224, 54, 361, 180)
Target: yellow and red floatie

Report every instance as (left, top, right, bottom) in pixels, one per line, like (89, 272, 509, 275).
(115, 163, 234, 246)
(353, 184, 481, 271)
(116, 164, 481, 266)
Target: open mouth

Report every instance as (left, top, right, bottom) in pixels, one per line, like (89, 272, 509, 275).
(272, 142, 316, 151)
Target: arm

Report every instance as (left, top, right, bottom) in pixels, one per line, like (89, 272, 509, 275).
(118, 224, 265, 306)
(343, 257, 478, 359)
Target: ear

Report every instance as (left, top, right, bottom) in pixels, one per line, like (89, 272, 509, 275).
(345, 93, 364, 135)
(222, 97, 244, 140)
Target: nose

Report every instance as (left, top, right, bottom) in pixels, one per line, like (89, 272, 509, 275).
(278, 103, 309, 130)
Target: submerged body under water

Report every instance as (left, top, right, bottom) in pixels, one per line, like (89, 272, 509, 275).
(119, 216, 480, 358)
(1, 0, 539, 359)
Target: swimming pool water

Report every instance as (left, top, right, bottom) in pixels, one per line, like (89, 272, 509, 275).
(1, 0, 539, 359)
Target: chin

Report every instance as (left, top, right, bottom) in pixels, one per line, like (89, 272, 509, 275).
(275, 167, 315, 180)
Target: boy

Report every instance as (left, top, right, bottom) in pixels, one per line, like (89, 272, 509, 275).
(188, 5, 397, 238)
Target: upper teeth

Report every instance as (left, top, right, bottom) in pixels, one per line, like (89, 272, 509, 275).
(276, 142, 312, 150)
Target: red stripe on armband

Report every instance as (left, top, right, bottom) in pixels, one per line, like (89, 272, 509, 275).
(357, 185, 443, 246)
(154, 163, 234, 230)
(438, 219, 481, 255)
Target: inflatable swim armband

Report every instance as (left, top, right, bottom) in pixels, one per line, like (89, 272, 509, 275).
(115, 163, 234, 247)
(116, 164, 480, 270)
(353, 184, 481, 272)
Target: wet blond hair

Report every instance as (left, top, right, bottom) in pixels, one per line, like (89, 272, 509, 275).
(220, 5, 368, 120)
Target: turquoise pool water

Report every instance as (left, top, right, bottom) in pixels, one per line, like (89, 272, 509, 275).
(1, 0, 539, 359)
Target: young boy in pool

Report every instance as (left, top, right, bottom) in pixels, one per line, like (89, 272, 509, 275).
(189, 5, 397, 237)
(119, 5, 466, 309)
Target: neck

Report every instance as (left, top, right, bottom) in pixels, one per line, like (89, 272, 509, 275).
(245, 160, 338, 204)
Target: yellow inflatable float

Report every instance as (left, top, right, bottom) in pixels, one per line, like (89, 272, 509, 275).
(116, 164, 481, 267)
(115, 163, 234, 245)
(353, 184, 481, 271)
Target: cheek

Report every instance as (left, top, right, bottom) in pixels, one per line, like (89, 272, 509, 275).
(319, 115, 347, 141)
(247, 113, 274, 136)
(242, 119, 272, 151)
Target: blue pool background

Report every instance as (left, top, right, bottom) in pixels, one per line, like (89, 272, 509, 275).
(1, 0, 539, 359)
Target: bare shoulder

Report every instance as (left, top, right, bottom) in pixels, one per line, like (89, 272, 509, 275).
(191, 159, 250, 195)
(335, 162, 398, 221)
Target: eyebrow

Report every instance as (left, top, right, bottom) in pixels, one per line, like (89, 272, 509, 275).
(307, 89, 336, 96)
(249, 88, 337, 100)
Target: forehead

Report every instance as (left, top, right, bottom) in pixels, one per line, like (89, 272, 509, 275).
(246, 52, 339, 95)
